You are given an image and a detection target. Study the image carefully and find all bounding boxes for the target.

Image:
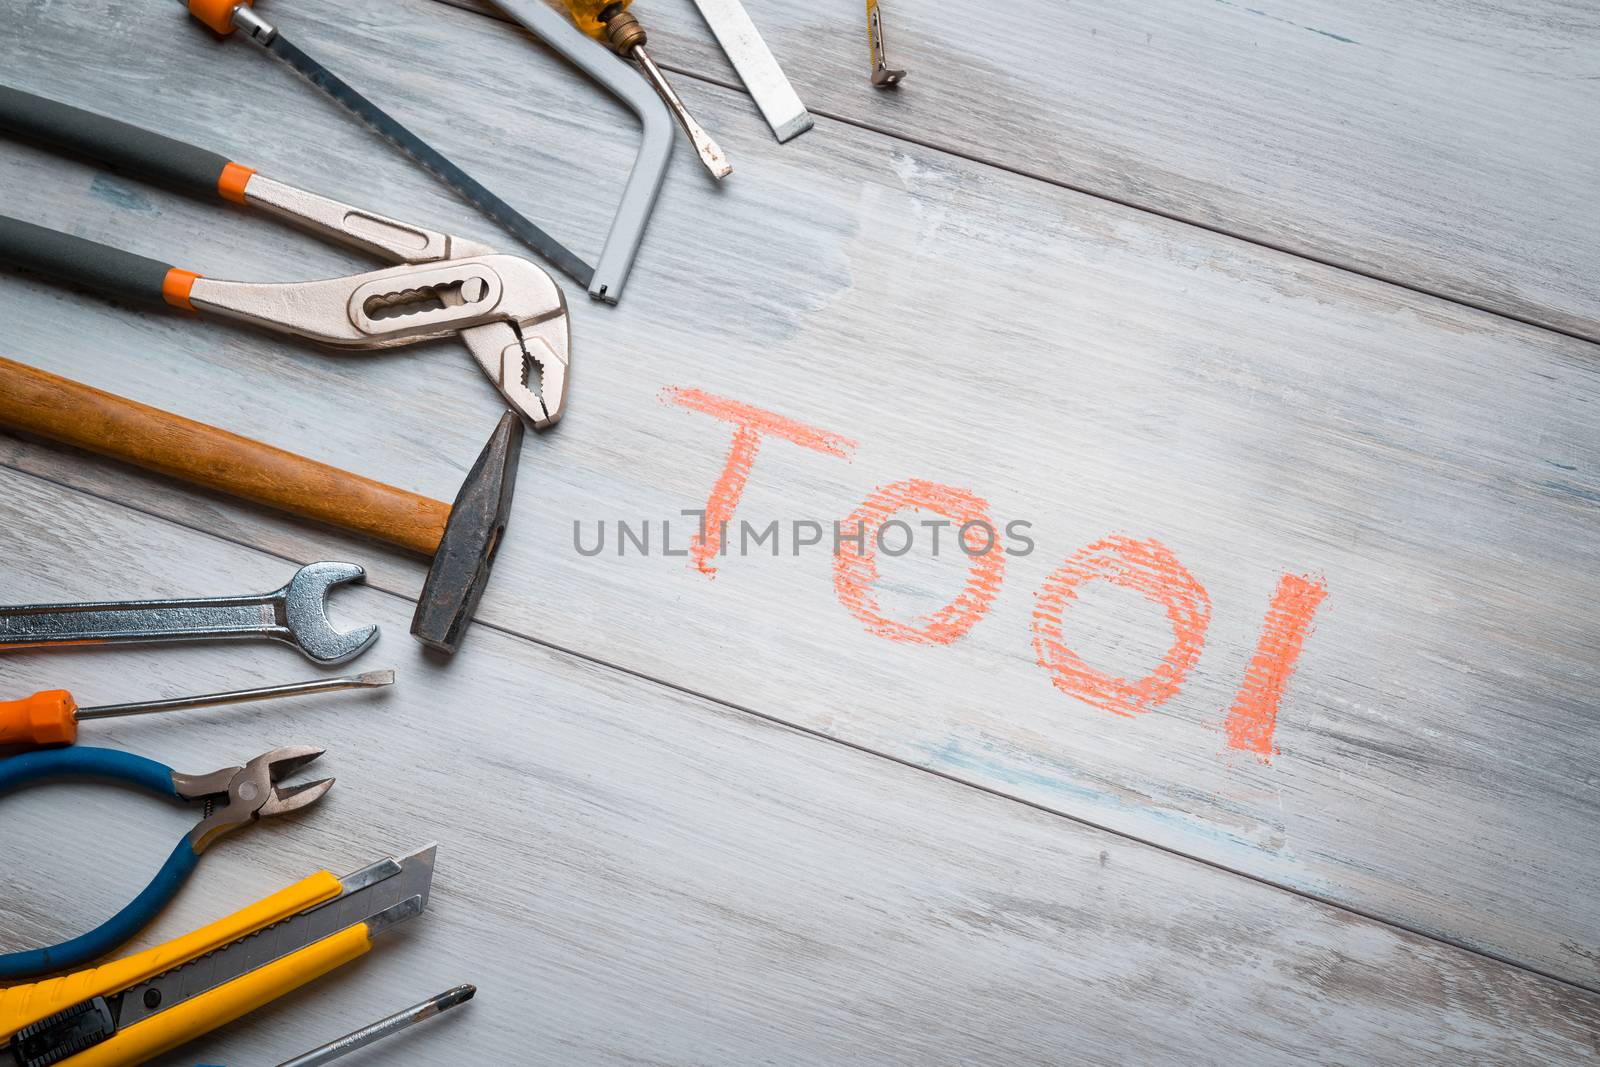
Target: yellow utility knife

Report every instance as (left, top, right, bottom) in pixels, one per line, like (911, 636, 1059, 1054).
(0, 846, 435, 1067)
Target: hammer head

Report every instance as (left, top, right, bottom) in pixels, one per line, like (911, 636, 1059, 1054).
(410, 411, 524, 653)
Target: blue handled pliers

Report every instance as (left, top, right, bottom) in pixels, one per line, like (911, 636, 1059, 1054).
(0, 745, 332, 980)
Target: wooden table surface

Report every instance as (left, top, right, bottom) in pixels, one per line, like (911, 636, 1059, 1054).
(2, 1, 1597, 1063)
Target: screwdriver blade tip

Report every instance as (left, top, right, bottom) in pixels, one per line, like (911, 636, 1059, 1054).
(437, 984, 477, 1010)
(356, 669, 397, 687)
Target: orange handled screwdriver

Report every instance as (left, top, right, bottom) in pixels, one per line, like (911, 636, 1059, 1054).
(555, 0, 732, 180)
(0, 670, 393, 748)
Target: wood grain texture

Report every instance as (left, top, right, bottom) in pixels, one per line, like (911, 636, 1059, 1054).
(2, 0, 1598, 1001)
(473, 0, 1600, 340)
(1, 466, 1597, 1065)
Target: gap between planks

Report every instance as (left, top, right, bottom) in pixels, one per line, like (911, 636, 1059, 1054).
(425, 0, 1600, 351)
(6, 449, 1597, 1005)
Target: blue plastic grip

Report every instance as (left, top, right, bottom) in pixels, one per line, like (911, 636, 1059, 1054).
(0, 746, 180, 798)
(0, 746, 193, 979)
(0, 838, 200, 979)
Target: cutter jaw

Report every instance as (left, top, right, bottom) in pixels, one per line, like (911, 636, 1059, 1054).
(179, 746, 333, 853)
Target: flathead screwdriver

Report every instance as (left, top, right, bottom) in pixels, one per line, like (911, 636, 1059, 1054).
(0, 670, 394, 748)
(559, 0, 733, 180)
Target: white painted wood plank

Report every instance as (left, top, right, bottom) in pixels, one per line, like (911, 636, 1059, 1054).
(513, 0, 1600, 340)
(1, 466, 1598, 1065)
(2, 0, 1599, 995)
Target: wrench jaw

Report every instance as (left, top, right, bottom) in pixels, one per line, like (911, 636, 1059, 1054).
(280, 562, 379, 665)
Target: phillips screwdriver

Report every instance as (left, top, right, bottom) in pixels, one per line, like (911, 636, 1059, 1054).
(0, 670, 394, 748)
(557, 0, 733, 180)
(275, 984, 477, 1066)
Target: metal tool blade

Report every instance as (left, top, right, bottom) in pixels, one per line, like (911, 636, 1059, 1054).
(76, 670, 394, 721)
(690, 0, 813, 142)
(273, 984, 476, 1067)
(258, 33, 594, 289)
(114, 846, 437, 1031)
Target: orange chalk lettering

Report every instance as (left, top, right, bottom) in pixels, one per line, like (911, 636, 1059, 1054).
(834, 480, 1004, 645)
(1031, 536, 1211, 716)
(663, 387, 855, 575)
(1225, 574, 1328, 761)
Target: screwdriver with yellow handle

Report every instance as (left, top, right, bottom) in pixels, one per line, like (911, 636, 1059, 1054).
(555, 0, 733, 180)
(0, 671, 393, 749)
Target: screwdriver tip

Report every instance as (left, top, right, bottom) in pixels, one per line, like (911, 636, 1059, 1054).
(436, 984, 476, 1010)
(355, 669, 397, 687)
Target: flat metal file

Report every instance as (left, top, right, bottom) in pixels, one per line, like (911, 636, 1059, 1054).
(691, 0, 813, 142)
(182, 0, 595, 290)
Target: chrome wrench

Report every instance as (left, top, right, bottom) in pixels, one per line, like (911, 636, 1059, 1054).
(0, 562, 378, 665)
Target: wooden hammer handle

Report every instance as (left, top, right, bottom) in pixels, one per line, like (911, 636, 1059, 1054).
(0, 355, 449, 557)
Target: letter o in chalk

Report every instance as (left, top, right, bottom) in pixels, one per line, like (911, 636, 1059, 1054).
(1030, 536, 1211, 716)
(834, 480, 1005, 645)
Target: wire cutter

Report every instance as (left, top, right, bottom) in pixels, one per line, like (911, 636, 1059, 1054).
(0, 745, 333, 981)
(0, 85, 570, 428)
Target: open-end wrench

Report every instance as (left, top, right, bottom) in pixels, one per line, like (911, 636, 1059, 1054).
(0, 562, 377, 665)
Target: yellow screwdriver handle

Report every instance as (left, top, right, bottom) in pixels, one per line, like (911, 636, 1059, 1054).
(0, 690, 77, 748)
(554, 0, 630, 38)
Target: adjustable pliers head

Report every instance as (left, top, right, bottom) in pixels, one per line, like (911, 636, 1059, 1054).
(459, 257, 571, 430)
(188, 254, 571, 430)
(176, 746, 334, 853)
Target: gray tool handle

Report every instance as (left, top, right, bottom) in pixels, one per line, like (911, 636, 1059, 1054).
(0, 215, 176, 307)
(0, 84, 233, 199)
(0, 594, 283, 650)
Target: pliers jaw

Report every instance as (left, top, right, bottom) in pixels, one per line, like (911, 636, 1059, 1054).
(188, 254, 571, 429)
(459, 255, 571, 430)
(177, 745, 334, 853)
(464, 312, 570, 431)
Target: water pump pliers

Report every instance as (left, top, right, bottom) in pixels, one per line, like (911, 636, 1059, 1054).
(0, 85, 571, 428)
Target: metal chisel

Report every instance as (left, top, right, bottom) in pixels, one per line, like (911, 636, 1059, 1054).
(689, 0, 813, 143)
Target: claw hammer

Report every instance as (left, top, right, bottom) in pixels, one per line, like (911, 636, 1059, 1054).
(0, 356, 519, 654)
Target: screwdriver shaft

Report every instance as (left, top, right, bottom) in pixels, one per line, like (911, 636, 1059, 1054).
(75, 670, 395, 721)
(275, 984, 476, 1067)
(631, 45, 733, 180)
